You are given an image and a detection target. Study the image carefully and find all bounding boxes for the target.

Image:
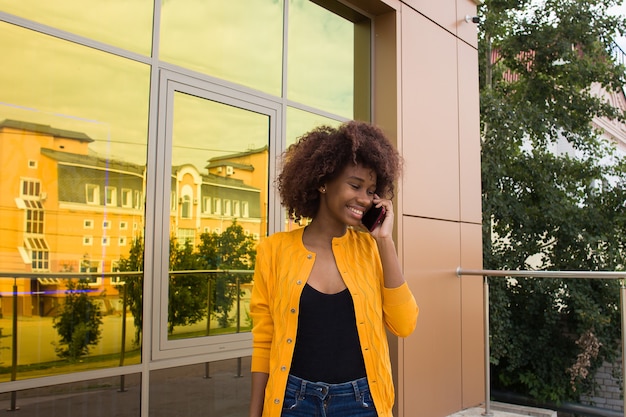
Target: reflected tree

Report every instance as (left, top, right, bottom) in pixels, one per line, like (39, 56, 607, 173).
(116, 221, 257, 336)
(198, 220, 256, 328)
(53, 278, 103, 362)
(168, 239, 207, 333)
(116, 237, 144, 345)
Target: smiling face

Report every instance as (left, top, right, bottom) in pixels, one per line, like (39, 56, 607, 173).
(317, 163, 377, 229)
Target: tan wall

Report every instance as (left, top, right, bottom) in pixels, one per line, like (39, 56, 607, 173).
(369, 0, 484, 415)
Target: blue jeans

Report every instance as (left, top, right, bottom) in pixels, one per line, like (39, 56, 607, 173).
(281, 374, 378, 417)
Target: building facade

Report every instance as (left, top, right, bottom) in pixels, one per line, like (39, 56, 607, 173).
(0, 1, 483, 416)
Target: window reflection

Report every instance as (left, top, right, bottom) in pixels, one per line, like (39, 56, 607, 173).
(0, 23, 149, 379)
(287, 0, 370, 118)
(150, 358, 251, 416)
(0, 374, 141, 415)
(160, 0, 284, 96)
(167, 92, 268, 340)
(286, 106, 342, 146)
(0, 0, 153, 56)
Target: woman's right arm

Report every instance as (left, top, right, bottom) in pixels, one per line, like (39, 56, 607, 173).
(249, 371, 269, 417)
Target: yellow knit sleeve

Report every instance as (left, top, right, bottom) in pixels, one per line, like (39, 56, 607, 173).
(250, 240, 273, 373)
(382, 282, 419, 337)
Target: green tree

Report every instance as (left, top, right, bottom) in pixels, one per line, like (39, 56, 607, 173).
(116, 236, 144, 345)
(198, 220, 256, 328)
(479, 0, 626, 402)
(168, 238, 208, 333)
(53, 278, 104, 362)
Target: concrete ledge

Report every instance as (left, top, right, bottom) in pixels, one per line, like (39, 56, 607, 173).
(492, 402, 557, 416)
(448, 402, 557, 417)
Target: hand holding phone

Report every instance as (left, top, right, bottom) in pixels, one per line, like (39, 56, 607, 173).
(361, 205, 386, 232)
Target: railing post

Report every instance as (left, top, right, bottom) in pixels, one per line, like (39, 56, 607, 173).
(118, 282, 127, 392)
(8, 278, 18, 411)
(619, 280, 626, 417)
(483, 275, 492, 416)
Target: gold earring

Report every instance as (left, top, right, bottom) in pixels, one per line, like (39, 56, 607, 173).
(320, 186, 326, 193)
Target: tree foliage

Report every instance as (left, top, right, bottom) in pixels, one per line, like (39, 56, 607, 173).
(116, 221, 257, 337)
(479, 0, 626, 402)
(197, 220, 256, 328)
(116, 236, 144, 345)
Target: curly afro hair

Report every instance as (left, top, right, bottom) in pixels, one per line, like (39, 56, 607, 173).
(277, 120, 401, 222)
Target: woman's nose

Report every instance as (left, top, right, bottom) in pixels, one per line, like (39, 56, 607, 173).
(357, 191, 372, 205)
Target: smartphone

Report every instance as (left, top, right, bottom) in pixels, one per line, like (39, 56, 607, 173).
(361, 205, 386, 232)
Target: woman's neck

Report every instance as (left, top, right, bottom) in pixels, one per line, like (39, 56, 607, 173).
(303, 218, 346, 246)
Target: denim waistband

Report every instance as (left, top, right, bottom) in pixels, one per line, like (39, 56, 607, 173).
(286, 374, 370, 400)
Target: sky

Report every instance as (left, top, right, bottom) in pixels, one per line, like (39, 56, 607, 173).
(611, 2, 626, 51)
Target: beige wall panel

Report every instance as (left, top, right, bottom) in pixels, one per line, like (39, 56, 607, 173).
(460, 222, 485, 408)
(457, 0, 480, 48)
(458, 41, 482, 224)
(401, 8, 460, 221)
(402, 0, 457, 35)
(373, 10, 399, 141)
(402, 216, 462, 416)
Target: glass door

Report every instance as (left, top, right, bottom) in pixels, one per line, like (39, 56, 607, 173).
(153, 71, 280, 360)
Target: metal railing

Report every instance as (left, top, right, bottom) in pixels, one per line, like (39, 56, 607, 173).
(456, 268, 626, 417)
(0, 269, 253, 411)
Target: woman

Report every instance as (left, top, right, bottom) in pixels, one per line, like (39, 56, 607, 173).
(249, 121, 418, 417)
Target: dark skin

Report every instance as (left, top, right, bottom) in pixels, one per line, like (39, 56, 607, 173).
(249, 163, 405, 417)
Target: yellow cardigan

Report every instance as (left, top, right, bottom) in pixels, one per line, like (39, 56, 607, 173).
(250, 227, 418, 417)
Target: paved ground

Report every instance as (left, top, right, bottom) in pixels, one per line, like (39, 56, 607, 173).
(0, 353, 558, 417)
(449, 402, 557, 417)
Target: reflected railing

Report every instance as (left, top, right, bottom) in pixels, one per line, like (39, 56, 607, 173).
(456, 268, 626, 417)
(167, 270, 254, 340)
(0, 269, 253, 409)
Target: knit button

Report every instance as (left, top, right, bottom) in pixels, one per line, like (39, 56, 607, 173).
(290, 308, 296, 313)
(307, 254, 312, 259)
(274, 398, 280, 404)
(296, 280, 302, 285)
(287, 338, 293, 344)
(281, 366, 287, 371)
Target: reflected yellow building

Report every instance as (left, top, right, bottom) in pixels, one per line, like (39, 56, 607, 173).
(0, 119, 264, 317)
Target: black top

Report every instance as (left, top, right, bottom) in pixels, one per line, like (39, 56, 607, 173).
(289, 283, 367, 383)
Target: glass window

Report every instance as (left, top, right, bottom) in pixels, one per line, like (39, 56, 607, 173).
(0, 0, 154, 56)
(121, 188, 133, 207)
(287, 0, 371, 119)
(181, 195, 192, 219)
(214, 198, 222, 215)
(203, 197, 212, 214)
(0, 374, 141, 415)
(286, 106, 343, 146)
(86, 184, 100, 205)
(149, 359, 250, 416)
(21, 178, 41, 197)
(165, 89, 269, 343)
(159, 0, 284, 96)
(0, 23, 148, 379)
